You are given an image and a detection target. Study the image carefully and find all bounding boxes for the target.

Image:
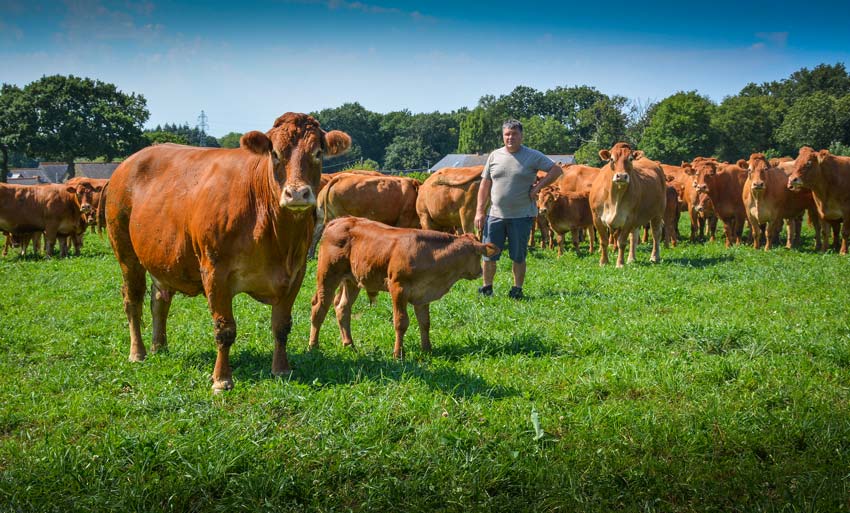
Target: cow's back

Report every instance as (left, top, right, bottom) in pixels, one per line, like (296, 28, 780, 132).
(559, 164, 599, 195)
(321, 174, 421, 228)
(416, 166, 482, 232)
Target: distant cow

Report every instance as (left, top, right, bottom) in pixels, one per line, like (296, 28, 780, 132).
(416, 165, 484, 234)
(65, 177, 108, 233)
(663, 185, 680, 248)
(2, 231, 42, 257)
(590, 143, 666, 267)
(0, 183, 83, 257)
(742, 153, 820, 250)
(318, 169, 383, 193)
(558, 164, 599, 196)
(692, 190, 719, 242)
(536, 187, 594, 256)
(688, 158, 748, 247)
(105, 113, 351, 392)
(787, 147, 850, 254)
(309, 217, 499, 359)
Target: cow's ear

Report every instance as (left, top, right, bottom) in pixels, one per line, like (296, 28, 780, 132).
(665, 174, 675, 183)
(818, 149, 830, 163)
(324, 130, 352, 157)
(240, 131, 273, 155)
(683, 165, 695, 176)
(736, 159, 747, 168)
(478, 243, 501, 258)
(632, 150, 645, 160)
(94, 185, 103, 192)
(66, 186, 76, 194)
(598, 149, 611, 161)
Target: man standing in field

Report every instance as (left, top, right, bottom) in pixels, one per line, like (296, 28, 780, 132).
(474, 119, 563, 299)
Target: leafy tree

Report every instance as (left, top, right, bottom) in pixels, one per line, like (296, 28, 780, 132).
(575, 96, 629, 150)
(312, 102, 384, 164)
(146, 123, 218, 147)
(625, 98, 658, 146)
(457, 107, 500, 154)
(342, 159, 380, 171)
(383, 136, 440, 171)
(218, 132, 243, 149)
(776, 92, 843, 150)
(640, 91, 717, 163)
(519, 116, 571, 154)
(499, 86, 546, 120)
(21, 75, 148, 180)
(740, 63, 850, 106)
(712, 95, 787, 161)
(143, 130, 189, 145)
(574, 141, 606, 167)
(0, 84, 34, 182)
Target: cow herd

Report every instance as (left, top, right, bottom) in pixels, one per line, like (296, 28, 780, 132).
(2, 112, 849, 391)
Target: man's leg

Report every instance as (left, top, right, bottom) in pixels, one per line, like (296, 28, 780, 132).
(482, 260, 497, 287)
(511, 261, 526, 288)
(480, 216, 505, 295)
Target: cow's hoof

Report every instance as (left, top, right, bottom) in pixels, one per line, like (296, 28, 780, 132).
(150, 344, 168, 354)
(128, 352, 146, 362)
(271, 369, 292, 378)
(211, 379, 234, 393)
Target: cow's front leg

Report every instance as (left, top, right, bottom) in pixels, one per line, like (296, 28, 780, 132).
(413, 303, 431, 353)
(206, 287, 236, 392)
(272, 273, 305, 377)
(596, 221, 609, 266)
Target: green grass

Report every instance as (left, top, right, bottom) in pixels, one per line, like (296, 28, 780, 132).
(1, 221, 849, 512)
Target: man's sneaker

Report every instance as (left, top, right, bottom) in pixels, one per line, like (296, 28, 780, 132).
(478, 285, 493, 297)
(508, 286, 524, 300)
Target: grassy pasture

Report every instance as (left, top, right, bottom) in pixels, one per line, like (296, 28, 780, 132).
(1, 220, 849, 512)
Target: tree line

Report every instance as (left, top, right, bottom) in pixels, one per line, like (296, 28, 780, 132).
(3, 64, 850, 182)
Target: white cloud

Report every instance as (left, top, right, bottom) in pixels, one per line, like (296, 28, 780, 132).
(754, 31, 789, 48)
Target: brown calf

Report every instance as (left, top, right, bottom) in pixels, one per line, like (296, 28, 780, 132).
(309, 217, 499, 359)
(536, 188, 594, 256)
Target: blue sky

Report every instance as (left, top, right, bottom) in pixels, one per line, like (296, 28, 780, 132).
(2, 0, 849, 137)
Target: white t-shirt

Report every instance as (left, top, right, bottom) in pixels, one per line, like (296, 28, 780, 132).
(482, 146, 555, 218)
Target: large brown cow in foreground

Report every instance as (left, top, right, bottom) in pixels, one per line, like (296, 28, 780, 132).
(309, 217, 499, 359)
(787, 147, 850, 254)
(416, 165, 484, 234)
(590, 143, 666, 267)
(105, 113, 351, 392)
(742, 154, 820, 250)
(0, 183, 83, 257)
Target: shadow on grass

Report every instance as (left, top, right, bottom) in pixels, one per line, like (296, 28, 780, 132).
(436, 332, 561, 361)
(184, 345, 519, 399)
(663, 255, 736, 268)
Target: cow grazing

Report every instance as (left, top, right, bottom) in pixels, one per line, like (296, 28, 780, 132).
(590, 143, 667, 267)
(688, 158, 748, 247)
(787, 147, 850, 254)
(105, 113, 351, 392)
(309, 217, 499, 359)
(536, 187, 594, 256)
(0, 183, 83, 257)
(416, 165, 484, 234)
(742, 153, 821, 250)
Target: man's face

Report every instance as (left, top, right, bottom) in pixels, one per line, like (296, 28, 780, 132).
(503, 127, 523, 152)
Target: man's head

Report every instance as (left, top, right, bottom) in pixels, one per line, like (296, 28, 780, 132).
(502, 120, 523, 153)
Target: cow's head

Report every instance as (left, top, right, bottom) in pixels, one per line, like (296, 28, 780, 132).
(536, 186, 559, 215)
(67, 182, 103, 221)
(788, 146, 826, 191)
(599, 142, 643, 189)
(462, 234, 500, 279)
(746, 153, 772, 196)
(690, 157, 721, 194)
(241, 113, 351, 210)
(694, 190, 715, 218)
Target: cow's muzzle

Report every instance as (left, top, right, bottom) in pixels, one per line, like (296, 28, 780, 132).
(787, 178, 804, 190)
(612, 173, 630, 184)
(751, 181, 765, 191)
(80, 204, 92, 214)
(280, 184, 316, 209)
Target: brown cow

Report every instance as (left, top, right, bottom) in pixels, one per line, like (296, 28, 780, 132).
(2, 231, 42, 257)
(66, 177, 108, 233)
(590, 143, 666, 267)
(688, 158, 748, 247)
(308, 217, 499, 359)
(663, 185, 680, 248)
(558, 164, 599, 196)
(318, 173, 421, 229)
(416, 165, 483, 234)
(787, 147, 850, 254)
(536, 188, 594, 256)
(0, 183, 83, 257)
(318, 169, 383, 193)
(742, 153, 821, 250)
(692, 190, 719, 242)
(105, 113, 351, 392)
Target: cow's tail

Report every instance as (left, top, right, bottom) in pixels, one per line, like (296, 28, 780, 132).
(96, 181, 109, 236)
(309, 176, 336, 259)
(433, 174, 482, 187)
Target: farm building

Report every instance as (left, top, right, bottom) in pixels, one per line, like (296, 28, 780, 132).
(8, 162, 120, 183)
(429, 153, 575, 173)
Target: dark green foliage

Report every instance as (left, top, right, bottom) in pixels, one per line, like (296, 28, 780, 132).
(640, 91, 717, 163)
(2, 221, 849, 512)
(518, 116, 571, 154)
(776, 92, 845, 150)
(218, 132, 243, 149)
(145, 122, 219, 147)
(713, 95, 787, 162)
(0, 84, 34, 182)
(312, 102, 385, 166)
(20, 75, 149, 179)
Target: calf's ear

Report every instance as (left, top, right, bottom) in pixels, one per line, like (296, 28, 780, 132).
(477, 243, 500, 258)
(736, 159, 747, 169)
(241, 131, 273, 155)
(632, 150, 645, 160)
(94, 185, 103, 192)
(598, 149, 611, 161)
(818, 149, 830, 163)
(324, 130, 352, 156)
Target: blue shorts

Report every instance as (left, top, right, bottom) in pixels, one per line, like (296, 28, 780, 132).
(482, 216, 534, 263)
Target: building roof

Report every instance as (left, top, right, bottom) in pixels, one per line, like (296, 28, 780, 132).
(428, 153, 576, 173)
(77, 162, 120, 179)
(9, 162, 121, 183)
